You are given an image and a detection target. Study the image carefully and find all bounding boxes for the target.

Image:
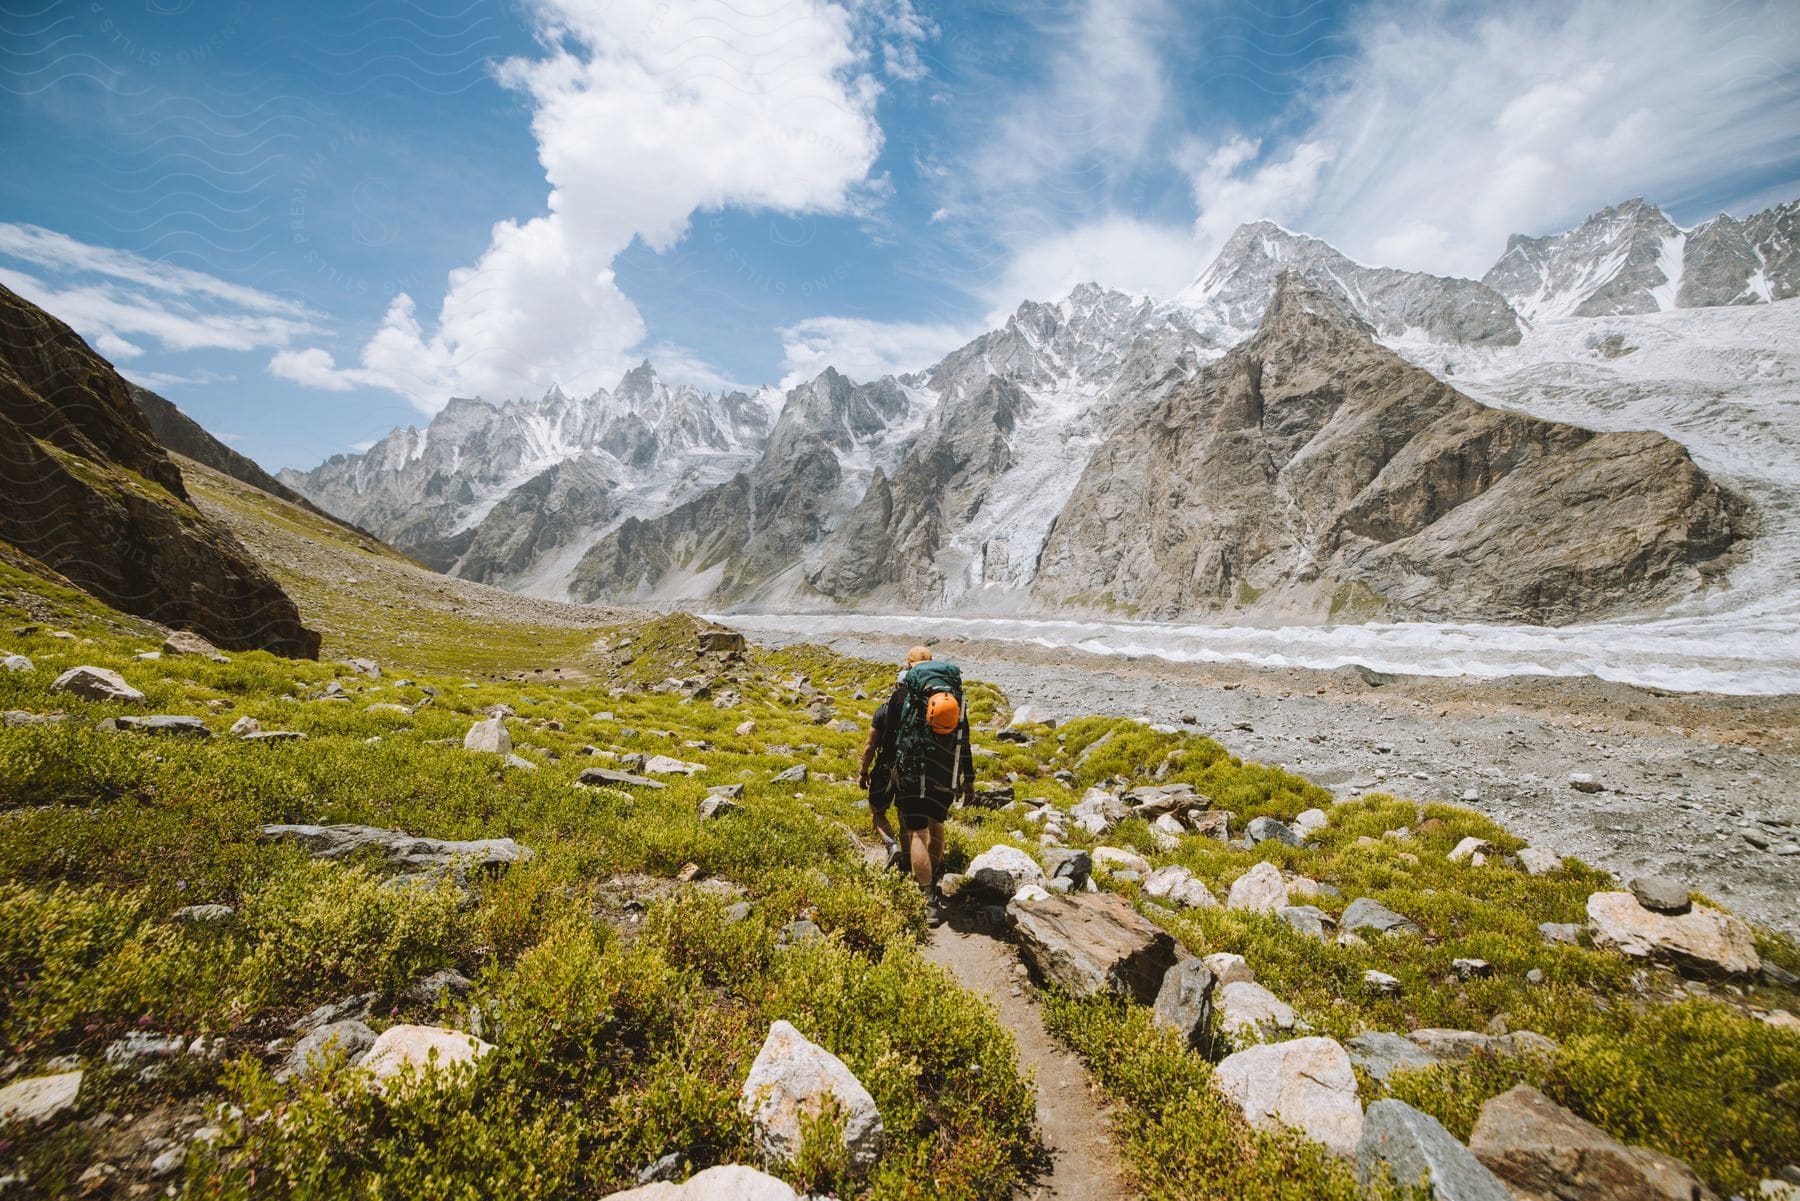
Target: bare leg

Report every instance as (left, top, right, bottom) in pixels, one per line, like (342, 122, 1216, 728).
(907, 826, 933, 889)
(927, 820, 946, 881)
(872, 806, 897, 847)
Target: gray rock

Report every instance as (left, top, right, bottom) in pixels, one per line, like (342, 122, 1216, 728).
(1628, 875, 1692, 915)
(405, 970, 474, 1006)
(1218, 981, 1298, 1041)
(1151, 960, 1216, 1054)
(1226, 861, 1288, 914)
(578, 767, 666, 790)
(2, 653, 32, 672)
(1358, 1098, 1513, 1200)
(0, 1070, 82, 1125)
(227, 715, 260, 737)
(259, 824, 534, 871)
(1470, 1084, 1713, 1201)
(966, 845, 1044, 899)
(1007, 891, 1179, 1004)
(293, 992, 376, 1032)
(50, 665, 145, 704)
(1587, 890, 1760, 976)
(1278, 905, 1334, 942)
(104, 1031, 186, 1065)
(603, 1164, 799, 1200)
(708, 783, 746, 800)
(724, 901, 753, 924)
(171, 904, 234, 925)
(1342, 897, 1423, 937)
(1362, 970, 1402, 996)
(464, 717, 511, 755)
(1539, 921, 1584, 946)
(1517, 847, 1562, 875)
(287, 1020, 377, 1079)
(1040, 848, 1092, 889)
(698, 795, 744, 819)
(1215, 1036, 1364, 1157)
(1347, 1031, 1438, 1083)
(115, 715, 212, 737)
(772, 765, 808, 785)
(1453, 958, 1493, 980)
(1246, 816, 1304, 847)
(775, 919, 822, 947)
(740, 1020, 882, 1175)
(1568, 772, 1603, 793)
(242, 729, 307, 743)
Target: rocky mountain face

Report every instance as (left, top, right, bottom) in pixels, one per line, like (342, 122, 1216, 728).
(0, 283, 319, 656)
(1482, 197, 1799, 321)
(278, 363, 776, 589)
(1172, 221, 1523, 346)
(1031, 274, 1747, 623)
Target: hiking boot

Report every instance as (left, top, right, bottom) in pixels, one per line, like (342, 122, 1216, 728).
(884, 843, 905, 873)
(925, 886, 948, 927)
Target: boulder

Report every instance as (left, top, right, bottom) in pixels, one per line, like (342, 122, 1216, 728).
(1539, 921, 1583, 945)
(698, 630, 747, 654)
(50, 665, 144, 704)
(1278, 905, 1334, 941)
(1040, 848, 1092, 889)
(1362, 970, 1402, 996)
(1358, 1099, 1513, 1201)
(698, 796, 744, 820)
(772, 765, 807, 785)
(709, 783, 746, 800)
(1470, 1085, 1714, 1201)
(1227, 861, 1289, 914)
(645, 755, 705, 776)
(1449, 837, 1491, 864)
(1341, 897, 1423, 937)
(1518, 848, 1563, 875)
(405, 969, 475, 1006)
(1143, 864, 1218, 909)
(579, 767, 666, 790)
(1568, 773, 1603, 793)
(735, 719, 757, 736)
(1628, 875, 1692, 915)
(1071, 787, 1127, 834)
(115, 714, 211, 737)
(1586, 891, 1759, 976)
(1246, 816, 1304, 847)
(1190, 810, 1232, 841)
(1408, 1029, 1557, 1062)
(1347, 1032, 1438, 1084)
(1152, 960, 1217, 1053)
(162, 629, 220, 656)
(1123, 782, 1200, 817)
(463, 717, 511, 754)
(2, 653, 32, 672)
(1218, 981, 1297, 1041)
(1294, 808, 1329, 836)
(1203, 952, 1254, 987)
(228, 715, 260, 737)
(1006, 891, 1179, 1003)
(1215, 1036, 1363, 1157)
(360, 1024, 493, 1092)
(344, 657, 381, 678)
(1092, 846, 1151, 875)
(287, 1020, 377, 1079)
(0, 1070, 82, 1125)
(967, 845, 1045, 899)
(1453, 958, 1494, 980)
(740, 1020, 883, 1176)
(259, 824, 534, 871)
(601, 1164, 797, 1201)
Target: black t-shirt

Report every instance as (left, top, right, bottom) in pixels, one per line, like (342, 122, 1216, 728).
(867, 687, 905, 802)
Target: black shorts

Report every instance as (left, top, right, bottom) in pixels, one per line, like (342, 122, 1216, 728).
(868, 782, 894, 814)
(896, 785, 951, 830)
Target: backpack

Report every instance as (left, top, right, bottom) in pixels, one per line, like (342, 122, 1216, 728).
(894, 660, 964, 785)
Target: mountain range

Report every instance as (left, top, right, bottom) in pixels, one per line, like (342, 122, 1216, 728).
(279, 194, 1797, 624)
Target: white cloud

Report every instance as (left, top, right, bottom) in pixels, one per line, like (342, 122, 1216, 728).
(976, 216, 1202, 322)
(0, 223, 314, 318)
(268, 347, 382, 392)
(778, 314, 976, 388)
(310, 0, 902, 413)
(122, 367, 236, 391)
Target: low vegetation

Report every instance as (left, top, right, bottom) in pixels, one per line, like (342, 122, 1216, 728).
(1, 489, 1795, 1198)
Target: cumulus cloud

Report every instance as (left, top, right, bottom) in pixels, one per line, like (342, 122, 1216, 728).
(299, 0, 906, 413)
(778, 314, 977, 388)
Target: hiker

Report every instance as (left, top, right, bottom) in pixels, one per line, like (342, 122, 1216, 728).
(857, 683, 904, 870)
(888, 645, 974, 923)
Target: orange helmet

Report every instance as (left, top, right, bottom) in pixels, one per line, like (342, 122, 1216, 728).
(926, 691, 961, 735)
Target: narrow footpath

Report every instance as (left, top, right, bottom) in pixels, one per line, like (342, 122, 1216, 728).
(924, 919, 1135, 1201)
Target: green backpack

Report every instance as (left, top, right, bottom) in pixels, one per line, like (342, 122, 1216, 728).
(894, 660, 964, 784)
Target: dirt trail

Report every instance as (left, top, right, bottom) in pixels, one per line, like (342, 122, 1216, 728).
(924, 919, 1135, 1201)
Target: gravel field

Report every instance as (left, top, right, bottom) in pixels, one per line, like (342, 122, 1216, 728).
(744, 625, 1800, 935)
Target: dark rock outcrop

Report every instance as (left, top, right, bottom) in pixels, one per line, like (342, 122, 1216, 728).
(0, 284, 319, 656)
(1030, 274, 1746, 624)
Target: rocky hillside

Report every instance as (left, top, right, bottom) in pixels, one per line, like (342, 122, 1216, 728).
(1031, 274, 1747, 623)
(1483, 196, 1800, 321)
(0, 283, 319, 657)
(278, 363, 778, 588)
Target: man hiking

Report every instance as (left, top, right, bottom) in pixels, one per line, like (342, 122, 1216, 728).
(857, 677, 905, 871)
(886, 645, 974, 924)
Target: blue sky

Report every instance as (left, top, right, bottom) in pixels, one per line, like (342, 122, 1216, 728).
(2, 0, 1797, 475)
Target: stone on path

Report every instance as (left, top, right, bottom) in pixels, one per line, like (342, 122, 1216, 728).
(1007, 891, 1178, 1004)
(0, 1070, 82, 1125)
(967, 845, 1044, 899)
(1587, 891, 1759, 976)
(1628, 875, 1691, 915)
(1152, 960, 1216, 1053)
(1227, 861, 1288, 914)
(740, 1020, 883, 1176)
(1347, 1032, 1438, 1084)
(1358, 1099, 1513, 1201)
(288, 1020, 377, 1079)
(360, 1024, 493, 1092)
(602, 1165, 798, 1201)
(1217, 981, 1297, 1041)
(463, 716, 511, 754)
(1341, 896, 1423, 937)
(51, 665, 144, 704)
(1215, 1036, 1363, 1157)
(1470, 1085, 1712, 1201)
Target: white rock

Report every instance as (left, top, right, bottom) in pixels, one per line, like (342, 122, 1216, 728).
(1093, 847, 1151, 875)
(1586, 891, 1760, 976)
(1203, 952, 1254, 987)
(50, 666, 144, 704)
(968, 845, 1045, 898)
(2, 653, 32, 672)
(360, 1025, 493, 1092)
(228, 716, 261, 737)
(1218, 981, 1296, 1040)
(601, 1165, 799, 1200)
(1517, 847, 1562, 875)
(645, 755, 705, 776)
(1569, 773, 1603, 793)
(163, 630, 219, 657)
(1294, 808, 1328, 835)
(0, 1070, 82, 1125)
(463, 717, 511, 755)
(1153, 813, 1187, 837)
(1227, 861, 1288, 914)
(1215, 1036, 1364, 1157)
(1449, 837, 1490, 864)
(740, 1020, 883, 1176)
(1013, 883, 1052, 904)
(1142, 864, 1193, 900)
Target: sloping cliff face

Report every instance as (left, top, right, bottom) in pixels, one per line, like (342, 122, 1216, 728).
(0, 283, 320, 656)
(1029, 275, 1747, 624)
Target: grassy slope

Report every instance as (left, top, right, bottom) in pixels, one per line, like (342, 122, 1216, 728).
(0, 468, 1795, 1199)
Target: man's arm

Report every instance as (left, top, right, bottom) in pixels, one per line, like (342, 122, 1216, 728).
(858, 725, 879, 787)
(959, 720, 975, 802)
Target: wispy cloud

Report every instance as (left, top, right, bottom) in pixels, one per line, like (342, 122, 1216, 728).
(778, 314, 977, 389)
